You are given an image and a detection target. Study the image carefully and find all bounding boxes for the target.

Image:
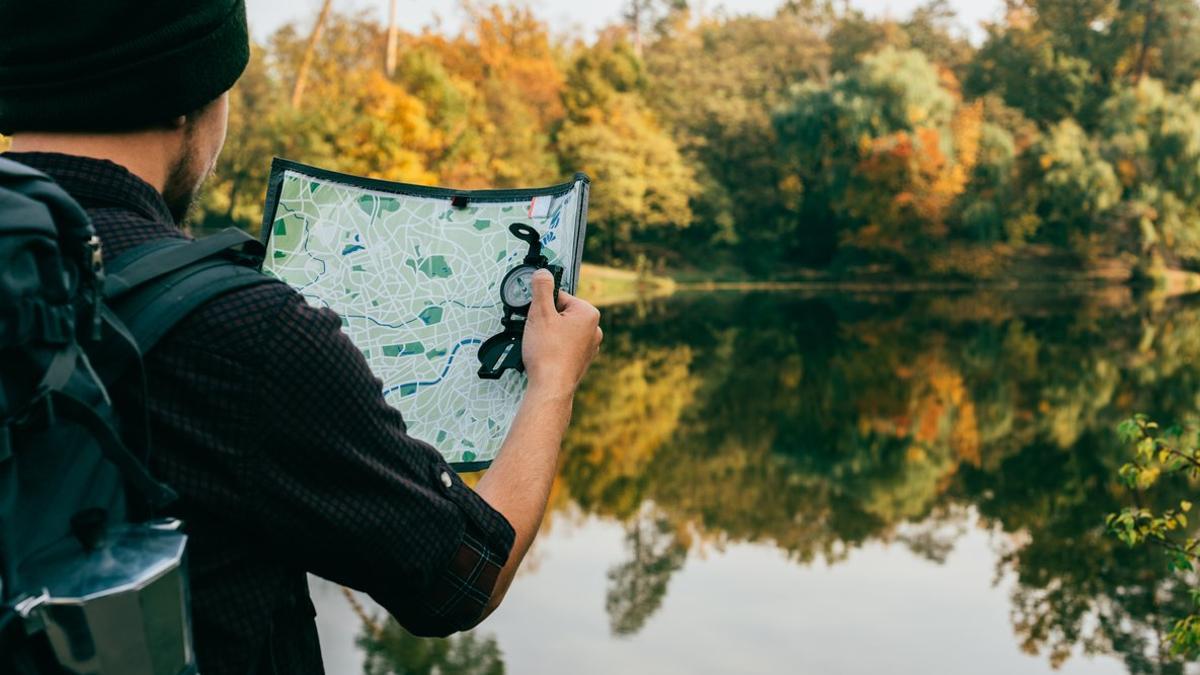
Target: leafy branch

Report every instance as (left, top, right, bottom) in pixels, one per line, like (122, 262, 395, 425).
(1108, 414, 1200, 656)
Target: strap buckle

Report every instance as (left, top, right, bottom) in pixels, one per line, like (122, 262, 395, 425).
(85, 235, 106, 341)
(13, 591, 49, 635)
(85, 235, 104, 277)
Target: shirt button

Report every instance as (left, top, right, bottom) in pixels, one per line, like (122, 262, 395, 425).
(440, 471, 453, 489)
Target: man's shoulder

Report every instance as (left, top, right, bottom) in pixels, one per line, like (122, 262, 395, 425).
(172, 278, 301, 358)
(91, 209, 186, 260)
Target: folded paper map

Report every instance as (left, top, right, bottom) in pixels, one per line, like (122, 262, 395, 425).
(260, 159, 590, 470)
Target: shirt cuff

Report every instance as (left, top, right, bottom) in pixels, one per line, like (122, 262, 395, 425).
(432, 461, 516, 556)
(415, 530, 507, 634)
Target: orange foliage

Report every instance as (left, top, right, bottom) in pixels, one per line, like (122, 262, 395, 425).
(861, 354, 981, 468)
(419, 4, 564, 126)
(846, 98, 983, 253)
(378, 5, 566, 188)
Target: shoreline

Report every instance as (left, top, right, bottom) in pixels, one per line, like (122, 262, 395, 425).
(579, 263, 1200, 306)
(678, 279, 1146, 293)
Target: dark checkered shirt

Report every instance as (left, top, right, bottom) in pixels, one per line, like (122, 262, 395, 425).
(7, 153, 516, 675)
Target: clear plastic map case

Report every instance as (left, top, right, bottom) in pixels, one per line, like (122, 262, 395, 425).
(259, 158, 590, 471)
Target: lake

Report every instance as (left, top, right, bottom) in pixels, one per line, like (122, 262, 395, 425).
(310, 289, 1200, 674)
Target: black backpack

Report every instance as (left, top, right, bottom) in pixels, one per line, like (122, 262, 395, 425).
(0, 157, 275, 674)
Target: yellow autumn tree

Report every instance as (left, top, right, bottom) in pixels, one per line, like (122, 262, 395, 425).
(402, 4, 564, 187)
(556, 38, 699, 260)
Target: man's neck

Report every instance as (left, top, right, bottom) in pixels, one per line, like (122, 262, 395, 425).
(9, 131, 179, 194)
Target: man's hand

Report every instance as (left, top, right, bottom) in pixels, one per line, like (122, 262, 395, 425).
(522, 268, 602, 398)
(473, 268, 602, 621)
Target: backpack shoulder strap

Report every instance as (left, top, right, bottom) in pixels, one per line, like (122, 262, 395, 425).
(104, 227, 261, 300)
(103, 228, 280, 356)
(116, 263, 274, 354)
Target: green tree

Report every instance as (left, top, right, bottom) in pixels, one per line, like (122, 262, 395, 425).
(965, 22, 1096, 128)
(1098, 79, 1200, 266)
(902, 0, 974, 72)
(1123, 0, 1200, 89)
(826, 8, 906, 74)
(642, 11, 828, 269)
(1017, 119, 1121, 250)
(966, 0, 1200, 130)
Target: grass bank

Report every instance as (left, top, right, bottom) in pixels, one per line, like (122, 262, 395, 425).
(669, 246, 1200, 298)
(575, 263, 676, 306)
(575, 251, 1200, 307)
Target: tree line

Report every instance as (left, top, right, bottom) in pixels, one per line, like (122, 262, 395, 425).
(200, 0, 1200, 280)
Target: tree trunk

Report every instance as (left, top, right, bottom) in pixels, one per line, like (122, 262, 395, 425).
(226, 179, 241, 221)
(1133, 0, 1158, 84)
(627, 1, 644, 58)
(385, 0, 399, 77)
(291, 0, 334, 108)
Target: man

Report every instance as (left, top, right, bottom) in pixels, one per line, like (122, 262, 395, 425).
(0, 2, 602, 673)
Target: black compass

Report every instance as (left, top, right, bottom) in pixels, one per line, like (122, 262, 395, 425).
(477, 223, 563, 380)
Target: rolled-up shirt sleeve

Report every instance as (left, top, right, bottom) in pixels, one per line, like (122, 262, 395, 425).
(241, 291, 514, 635)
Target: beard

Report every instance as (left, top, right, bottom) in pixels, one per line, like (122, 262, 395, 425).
(161, 125, 215, 226)
(162, 149, 202, 225)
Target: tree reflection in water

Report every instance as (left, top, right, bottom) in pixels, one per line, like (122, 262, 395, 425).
(359, 618, 505, 675)
(354, 291, 1200, 673)
(606, 507, 689, 636)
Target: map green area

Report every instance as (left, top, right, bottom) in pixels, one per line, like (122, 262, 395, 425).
(261, 160, 589, 469)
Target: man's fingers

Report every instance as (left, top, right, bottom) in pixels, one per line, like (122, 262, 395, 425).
(530, 269, 556, 317)
(560, 292, 600, 322)
(555, 289, 576, 312)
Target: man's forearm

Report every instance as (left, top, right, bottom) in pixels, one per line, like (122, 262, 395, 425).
(473, 383, 574, 616)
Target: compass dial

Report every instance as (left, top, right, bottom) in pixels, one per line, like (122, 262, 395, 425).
(501, 265, 537, 309)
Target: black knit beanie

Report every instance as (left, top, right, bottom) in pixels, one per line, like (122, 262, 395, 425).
(0, 0, 249, 133)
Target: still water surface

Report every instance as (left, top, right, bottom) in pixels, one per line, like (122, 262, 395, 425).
(311, 290, 1200, 674)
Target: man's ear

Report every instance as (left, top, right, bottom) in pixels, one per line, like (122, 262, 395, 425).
(167, 114, 187, 129)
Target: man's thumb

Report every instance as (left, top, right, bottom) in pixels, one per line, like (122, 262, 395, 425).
(530, 269, 555, 315)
